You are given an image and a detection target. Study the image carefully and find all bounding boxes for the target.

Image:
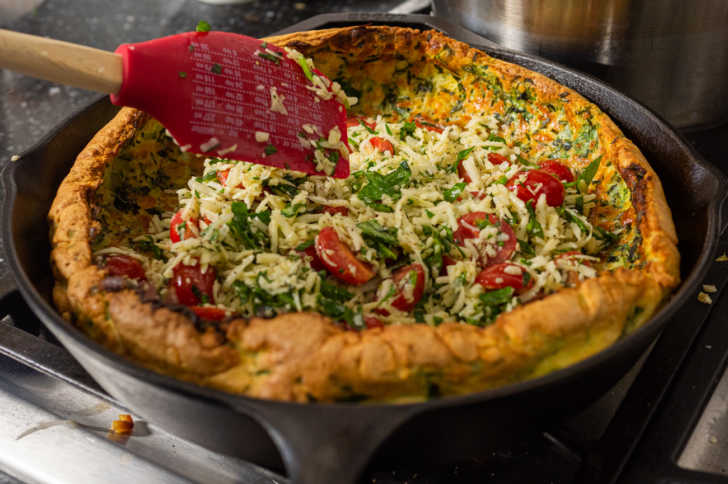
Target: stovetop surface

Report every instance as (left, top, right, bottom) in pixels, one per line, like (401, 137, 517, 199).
(1, 2, 728, 483)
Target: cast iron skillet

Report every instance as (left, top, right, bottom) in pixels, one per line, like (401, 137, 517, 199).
(1, 13, 726, 484)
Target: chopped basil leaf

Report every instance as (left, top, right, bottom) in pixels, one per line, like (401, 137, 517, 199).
(281, 203, 305, 218)
(178, 71, 187, 79)
(234, 278, 297, 317)
(357, 220, 398, 246)
(358, 220, 399, 259)
(457, 147, 474, 162)
(479, 287, 514, 306)
(516, 154, 537, 168)
(295, 239, 314, 251)
(576, 155, 602, 193)
(525, 201, 544, 239)
(264, 144, 277, 156)
(487, 134, 506, 143)
(444, 182, 466, 202)
(399, 121, 417, 141)
(357, 161, 411, 212)
(320, 278, 352, 302)
(196, 171, 218, 183)
(211, 63, 222, 74)
(560, 207, 589, 234)
(228, 201, 269, 249)
(517, 239, 535, 257)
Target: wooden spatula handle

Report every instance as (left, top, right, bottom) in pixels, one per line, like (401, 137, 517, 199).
(0, 29, 122, 94)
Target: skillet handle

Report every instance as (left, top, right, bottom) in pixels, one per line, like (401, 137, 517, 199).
(233, 400, 419, 484)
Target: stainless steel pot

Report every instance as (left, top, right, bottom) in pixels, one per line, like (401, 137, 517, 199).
(433, 0, 728, 129)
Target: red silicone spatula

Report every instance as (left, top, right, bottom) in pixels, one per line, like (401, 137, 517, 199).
(0, 28, 350, 178)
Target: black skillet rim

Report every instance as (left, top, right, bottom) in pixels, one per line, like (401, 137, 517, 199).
(1, 14, 726, 414)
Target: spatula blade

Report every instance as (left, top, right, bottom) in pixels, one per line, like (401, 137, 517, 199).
(110, 31, 350, 178)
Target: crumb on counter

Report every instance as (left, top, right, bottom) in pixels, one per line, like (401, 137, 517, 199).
(110, 414, 134, 434)
(255, 131, 270, 143)
(10, 155, 20, 162)
(703, 284, 717, 293)
(698, 292, 712, 304)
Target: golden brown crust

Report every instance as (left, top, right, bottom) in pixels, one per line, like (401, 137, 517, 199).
(49, 26, 680, 402)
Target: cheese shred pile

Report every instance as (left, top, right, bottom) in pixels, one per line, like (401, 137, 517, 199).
(99, 115, 605, 329)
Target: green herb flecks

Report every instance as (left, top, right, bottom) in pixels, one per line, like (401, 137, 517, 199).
(210, 63, 222, 74)
(574, 120, 598, 157)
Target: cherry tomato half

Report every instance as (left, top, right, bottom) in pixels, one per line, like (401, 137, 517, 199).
(323, 206, 349, 216)
(453, 212, 517, 266)
(487, 152, 510, 165)
(458, 159, 473, 183)
(539, 160, 574, 183)
(216, 169, 244, 188)
(441, 254, 457, 275)
(170, 209, 197, 243)
(391, 263, 426, 312)
(315, 227, 374, 285)
(369, 136, 394, 154)
(476, 262, 533, 294)
(300, 244, 327, 272)
(191, 306, 227, 321)
(506, 169, 565, 207)
(414, 119, 443, 133)
(347, 117, 376, 130)
(105, 255, 147, 281)
(364, 317, 385, 329)
(171, 261, 216, 306)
